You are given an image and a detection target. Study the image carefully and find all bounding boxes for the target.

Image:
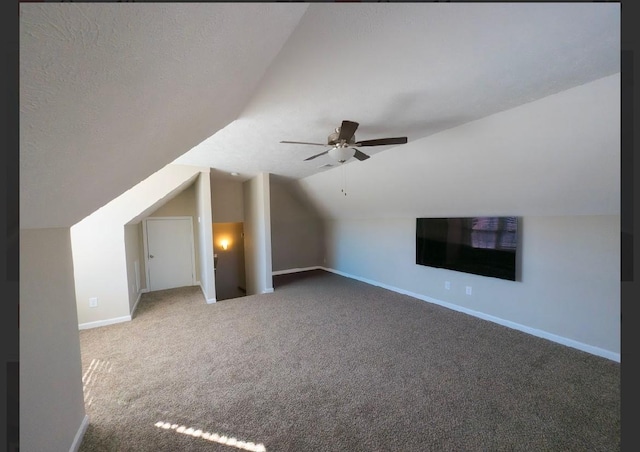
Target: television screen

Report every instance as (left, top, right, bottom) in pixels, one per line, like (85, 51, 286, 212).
(416, 217, 519, 281)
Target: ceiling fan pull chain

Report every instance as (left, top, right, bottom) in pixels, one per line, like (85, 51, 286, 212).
(343, 164, 347, 196)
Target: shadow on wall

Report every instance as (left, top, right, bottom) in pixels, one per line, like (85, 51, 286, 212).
(213, 222, 246, 301)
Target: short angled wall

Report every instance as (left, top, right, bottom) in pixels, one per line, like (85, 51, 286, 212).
(72, 164, 209, 328)
(20, 228, 87, 452)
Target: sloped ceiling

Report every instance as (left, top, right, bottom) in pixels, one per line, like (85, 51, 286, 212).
(21, 3, 619, 229)
(176, 3, 619, 180)
(20, 3, 308, 229)
(299, 74, 620, 219)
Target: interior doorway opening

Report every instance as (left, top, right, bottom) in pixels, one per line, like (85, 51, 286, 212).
(213, 222, 246, 301)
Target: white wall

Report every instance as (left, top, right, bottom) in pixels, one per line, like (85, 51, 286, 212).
(20, 228, 87, 452)
(138, 222, 147, 291)
(196, 171, 216, 302)
(325, 215, 620, 358)
(124, 223, 143, 314)
(73, 220, 131, 327)
(243, 173, 274, 295)
(298, 74, 621, 360)
(72, 164, 208, 328)
(270, 175, 324, 271)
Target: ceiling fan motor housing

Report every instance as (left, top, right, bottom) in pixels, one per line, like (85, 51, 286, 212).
(328, 128, 356, 146)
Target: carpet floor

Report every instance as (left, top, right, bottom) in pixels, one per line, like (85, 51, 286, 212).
(78, 270, 620, 451)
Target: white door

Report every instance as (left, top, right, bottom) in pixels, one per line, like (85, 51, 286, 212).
(145, 217, 195, 291)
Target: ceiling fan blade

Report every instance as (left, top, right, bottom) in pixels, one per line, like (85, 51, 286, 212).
(355, 137, 408, 147)
(304, 150, 330, 161)
(338, 120, 359, 142)
(353, 149, 370, 161)
(280, 141, 328, 146)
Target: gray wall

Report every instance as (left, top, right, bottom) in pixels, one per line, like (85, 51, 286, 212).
(325, 215, 620, 357)
(270, 175, 324, 271)
(243, 173, 274, 295)
(20, 228, 87, 451)
(211, 174, 247, 299)
(211, 174, 245, 223)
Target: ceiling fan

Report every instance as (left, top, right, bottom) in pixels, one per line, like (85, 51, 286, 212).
(280, 120, 408, 163)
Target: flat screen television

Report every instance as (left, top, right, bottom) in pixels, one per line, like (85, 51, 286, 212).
(416, 217, 519, 281)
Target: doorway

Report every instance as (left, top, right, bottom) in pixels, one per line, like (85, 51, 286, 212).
(143, 217, 196, 291)
(213, 222, 246, 300)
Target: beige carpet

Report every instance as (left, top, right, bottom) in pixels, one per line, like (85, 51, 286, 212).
(78, 270, 620, 451)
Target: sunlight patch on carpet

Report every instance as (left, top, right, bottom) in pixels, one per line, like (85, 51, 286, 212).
(154, 421, 266, 451)
(82, 358, 112, 407)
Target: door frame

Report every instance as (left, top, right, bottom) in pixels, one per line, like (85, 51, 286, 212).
(142, 216, 197, 291)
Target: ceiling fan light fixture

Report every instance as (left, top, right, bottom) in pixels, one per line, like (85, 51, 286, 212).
(328, 146, 355, 163)
(284, 119, 407, 164)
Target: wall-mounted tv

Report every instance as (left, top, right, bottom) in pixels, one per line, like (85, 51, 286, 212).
(416, 217, 519, 281)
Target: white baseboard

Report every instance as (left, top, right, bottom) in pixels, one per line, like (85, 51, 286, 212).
(70, 414, 89, 452)
(79, 315, 131, 330)
(321, 267, 620, 363)
(130, 288, 149, 317)
(262, 288, 274, 294)
(272, 266, 323, 276)
(200, 283, 216, 304)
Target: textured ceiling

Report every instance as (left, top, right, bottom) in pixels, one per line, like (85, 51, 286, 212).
(175, 3, 620, 179)
(20, 3, 308, 228)
(20, 3, 619, 229)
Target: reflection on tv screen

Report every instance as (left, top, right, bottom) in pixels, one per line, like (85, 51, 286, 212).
(416, 217, 518, 281)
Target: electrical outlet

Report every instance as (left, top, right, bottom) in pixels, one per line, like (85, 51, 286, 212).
(445, 281, 451, 290)
(465, 286, 472, 295)
(89, 297, 98, 308)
